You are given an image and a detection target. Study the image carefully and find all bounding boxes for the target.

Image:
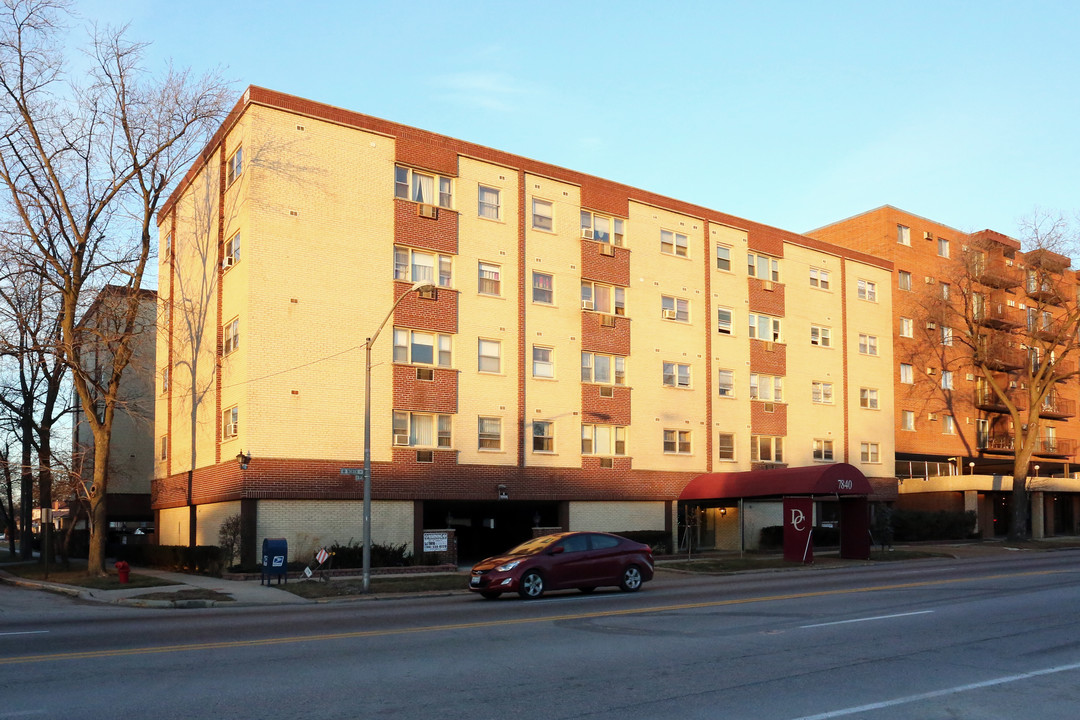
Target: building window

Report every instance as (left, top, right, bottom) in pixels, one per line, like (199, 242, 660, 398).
(900, 363, 913, 384)
(941, 326, 953, 346)
(394, 165, 453, 208)
(716, 245, 731, 271)
(394, 329, 452, 367)
(478, 262, 501, 296)
(717, 307, 733, 335)
(717, 432, 735, 461)
(223, 318, 239, 355)
(718, 369, 734, 397)
(813, 439, 834, 461)
(226, 147, 242, 186)
(897, 224, 910, 245)
(478, 339, 501, 374)
(225, 232, 240, 266)
(751, 436, 783, 463)
(901, 410, 915, 431)
(748, 253, 780, 281)
(749, 313, 781, 341)
(858, 334, 878, 356)
(532, 272, 554, 304)
(810, 268, 830, 290)
(661, 295, 689, 323)
(857, 279, 877, 302)
(900, 317, 913, 338)
(478, 185, 500, 220)
(532, 198, 554, 231)
(223, 406, 238, 439)
(898, 271, 911, 291)
(941, 370, 953, 390)
(582, 352, 625, 385)
(663, 362, 691, 388)
(582, 425, 626, 456)
(943, 415, 956, 434)
(941, 282, 950, 300)
(532, 346, 554, 378)
(582, 281, 626, 315)
(938, 237, 950, 258)
(750, 373, 783, 401)
(860, 387, 879, 409)
(810, 325, 831, 347)
(581, 211, 624, 245)
(661, 229, 688, 257)
(161, 366, 169, 394)
(394, 411, 452, 448)
(663, 429, 692, 455)
(860, 442, 880, 463)
(478, 417, 502, 450)
(394, 246, 453, 287)
(532, 421, 554, 452)
(812, 381, 833, 404)
(158, 435, 168, 461)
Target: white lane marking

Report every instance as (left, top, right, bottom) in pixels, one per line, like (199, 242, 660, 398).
(788, 661, 1080, 720)
(0, 631, 49, 637)
(800, 610, 933, 628)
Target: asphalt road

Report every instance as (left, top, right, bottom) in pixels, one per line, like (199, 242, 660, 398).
(2, 551, 1079, 719)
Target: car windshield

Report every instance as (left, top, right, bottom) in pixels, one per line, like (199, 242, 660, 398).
(505, 535, 561, 556)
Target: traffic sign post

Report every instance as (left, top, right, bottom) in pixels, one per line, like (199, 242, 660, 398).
(340, 468, 367, 480)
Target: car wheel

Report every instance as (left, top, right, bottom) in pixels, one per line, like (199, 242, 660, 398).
(518, 570, 545, 599)
(619, 565, 643, 592)
(480, 591, 502, 600)
(578, 587, 596, 594)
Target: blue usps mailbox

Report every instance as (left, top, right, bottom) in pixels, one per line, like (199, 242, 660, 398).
(261, 537, 288, 585)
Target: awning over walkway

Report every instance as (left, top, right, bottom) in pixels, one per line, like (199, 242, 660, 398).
(679, 462, 873, 501)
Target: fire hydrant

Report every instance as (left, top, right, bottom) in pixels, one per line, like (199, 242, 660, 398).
(114, 560, 130, 584)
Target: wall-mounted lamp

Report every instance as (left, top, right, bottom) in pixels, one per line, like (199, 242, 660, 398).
(497, 484, 508, 500)
(1034, 464, 1040, 477)
(969, 461, 975, 475)
(719, 507, 728, 517)
(236, 450, 251, 470)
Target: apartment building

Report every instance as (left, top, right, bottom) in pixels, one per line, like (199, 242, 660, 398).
(153, 87, 897, 564)
(810, 206, 1080, 537)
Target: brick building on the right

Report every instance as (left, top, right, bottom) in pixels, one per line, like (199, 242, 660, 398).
(809, 206, 1080, 538)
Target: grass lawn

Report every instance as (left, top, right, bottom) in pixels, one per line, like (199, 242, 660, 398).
(279, 573, 468, 599)
(0, 559, 179, 590)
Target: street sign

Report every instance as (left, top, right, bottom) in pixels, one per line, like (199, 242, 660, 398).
(340, 468, 366, 478)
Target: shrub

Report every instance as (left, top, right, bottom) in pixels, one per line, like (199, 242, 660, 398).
(114, 544, 224, 575)
(614, 530, 671, 555)
(218, 515, 242, 570)
(326, 539, 413, 568)
(891, 509, 977, 541)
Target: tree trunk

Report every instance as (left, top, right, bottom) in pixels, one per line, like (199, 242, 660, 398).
(85, 429, 113, 575)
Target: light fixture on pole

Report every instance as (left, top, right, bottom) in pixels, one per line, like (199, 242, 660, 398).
(236, 450, 251, 470)
(969, 461, 975, 475)
(362, 280, 436, 592)
(1034, 464, 1040, 477)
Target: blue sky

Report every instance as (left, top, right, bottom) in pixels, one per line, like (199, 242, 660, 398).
(79, 0, 1080, 241)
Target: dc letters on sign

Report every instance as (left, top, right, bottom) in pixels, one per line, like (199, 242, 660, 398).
(783, 497, 815, 563)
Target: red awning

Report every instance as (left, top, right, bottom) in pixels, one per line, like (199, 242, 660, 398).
(679, 462, 872, 500)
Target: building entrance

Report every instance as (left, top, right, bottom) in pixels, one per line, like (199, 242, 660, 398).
(423, 501, 560, 562)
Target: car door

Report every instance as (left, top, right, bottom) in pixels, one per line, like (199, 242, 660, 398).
(585, 533, 625, 585)
(547, 534, 593, 589)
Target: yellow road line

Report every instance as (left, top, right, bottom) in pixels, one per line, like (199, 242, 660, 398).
(0, 568, 1067, 666)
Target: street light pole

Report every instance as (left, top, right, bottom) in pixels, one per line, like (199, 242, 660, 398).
(361, 280, 435, 592)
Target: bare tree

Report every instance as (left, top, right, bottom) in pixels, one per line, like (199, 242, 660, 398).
(911, 209, 1080, 540)
(0, 0, 229, 573)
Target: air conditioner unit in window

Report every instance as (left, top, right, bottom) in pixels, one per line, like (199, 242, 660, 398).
(416, 367, 434, 381)
(582, 299, 595, 310)
(222, 256, 234, 268)
(927, 367, 936, 375)
(599, 385, 614, 398)
(225, 423, 237, 438)
(581, 228, 594, 239)
(966, 373, 975, 381)
(926, 321, 937, 329)
(928, 412, 938, 420)
(393, 434, 410, 446)
(764, 341, 775, 352)
(924, 231, 934, 240)
(925, 276, 936, 284)
(763, 402, 775, 412)
(600, 314, 616, 328)
(416, 450, 434, 463)
(417, 203, 438, 219)
(599, 457, 614, 469)
(418, 287, 437, 300)
(662, 309, 678, 320)
(599, 243, 615, 257)
(762, 280, 774, 291)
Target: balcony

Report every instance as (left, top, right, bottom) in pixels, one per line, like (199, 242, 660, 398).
(1028, 317, 1067, 342)
(1032, 356, 1077, 383)
(976, 340, 1025, 371)
(979, 434, 1076, 458)
(974, 387, 1023, 413)
(974, 302, 1023, 330)
(1026, 276, 1064, 306)
(1039, 394, 1076, 419)
(974, 261, 1022, 289)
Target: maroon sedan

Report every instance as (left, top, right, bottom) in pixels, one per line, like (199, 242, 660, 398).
(468, 532, 654, 600)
